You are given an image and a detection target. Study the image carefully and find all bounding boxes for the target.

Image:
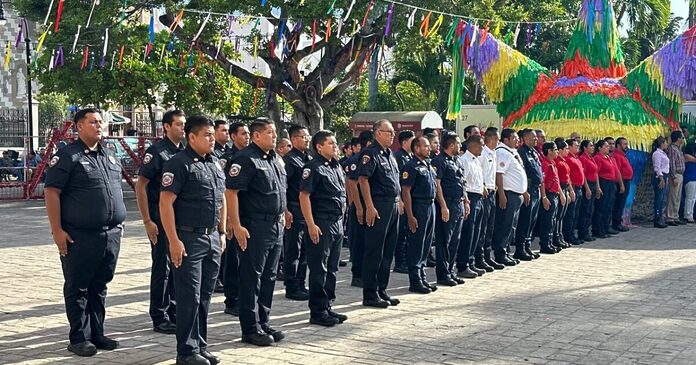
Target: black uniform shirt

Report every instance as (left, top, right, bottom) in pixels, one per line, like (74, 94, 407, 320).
(139, 136, 184, 206)
(214, 141, 228, 158)
(283, 147, 312, 205)
(226, 142, 287, 217)
(432, 152, 466, 200)
(300, 154, 346, 217)
(358, 143, 401, 200)
(518, 144, 543, 188)
(394, 148, 412, 173)
(45, 138, 127, 230)
(401, 157, 436, 200)
(160, 145, 225, 228)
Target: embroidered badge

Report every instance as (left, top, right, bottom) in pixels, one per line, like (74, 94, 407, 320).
(219, 159, 227, 170)
(302, 168, 311, 179)
(402, 171, 409, 180)
(143, 153, 153, 164)
(344, 165, 350, 173)
(49, 156, 60, 167)
(108, 156, 116, 164)
(161, 172, 174, 187)
(350, 163, 357, 171)
(361, 155, 371, 164)
(229, 163, 241, 177)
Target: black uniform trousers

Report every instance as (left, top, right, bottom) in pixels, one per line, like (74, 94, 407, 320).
(538, 192, 559, 246)
(61, 226, 121, 344)
(492, 190, 523, 259)
(612, 179, 631, 229)
(223, 237, 240, 308)
(238, 216, 283, 335)
(406, 200, 435, 285)
(347, 204, 365, 279)
(515, 187, 540, 251)
(578, 183, 597, 237)
(457, 193, 483, 271)
(173, 230, 221, 356)
(554, 184, 570, 243)
(306, 216, 343, 317)
(593, 178, 616, 235)
(476, 189, 496, 260)
(149, 213, 176, 325)
(362, 200, 399, 301)
(563, 186, 583, 240)
(393, 211, 409, 268)
(284, 204, 307, 292)
(435, 198, 464, 281)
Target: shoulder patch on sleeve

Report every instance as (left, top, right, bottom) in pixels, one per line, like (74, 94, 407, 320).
(218, 158, 227, 170)
(49, 155, 60, 167)
(302, 168, 311, 179)
(143, 153, 153, 164)
(229, 163, 241, 177)
(361, 155, 371, 165)
(161, 172, 174, 187)
(350, 163, 357, 171)
(402, 171, 409, 180)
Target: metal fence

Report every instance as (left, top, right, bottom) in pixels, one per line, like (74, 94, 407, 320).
(0, 109, 28, 148)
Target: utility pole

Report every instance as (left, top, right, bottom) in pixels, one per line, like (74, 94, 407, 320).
(24, 19, 33, 152)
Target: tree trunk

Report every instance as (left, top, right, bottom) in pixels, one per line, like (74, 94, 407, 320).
(367, 51, 379, 110)
(147, 104, 156, 136)
(266, 92, 287, 137)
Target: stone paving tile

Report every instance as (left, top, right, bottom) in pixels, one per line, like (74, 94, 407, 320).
(1, 197, 696, 364)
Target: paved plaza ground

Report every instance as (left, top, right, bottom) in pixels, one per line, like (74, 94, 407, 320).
(1, 195, 696, 365)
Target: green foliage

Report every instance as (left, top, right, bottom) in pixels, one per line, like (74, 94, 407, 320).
(37, 92, 69, 122)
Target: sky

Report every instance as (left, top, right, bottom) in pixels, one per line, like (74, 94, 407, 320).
(672, 0, 690, 30)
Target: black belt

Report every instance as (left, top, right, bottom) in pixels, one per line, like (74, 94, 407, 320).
(65, 224, 122, 232)
(178, 225, 217, 234)
(314, 212, 343, 221)
(560, 182, 569, 189)
(244, 212, 283, 222)
(467, 192, 483, 198)
(412, 198, 435, 204)
(373, 197, 399, 203)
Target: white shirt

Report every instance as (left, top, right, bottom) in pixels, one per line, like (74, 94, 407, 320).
(459, 150, 484, 194)
(479, 145, 496, 190)
(495, 142, 528, 194)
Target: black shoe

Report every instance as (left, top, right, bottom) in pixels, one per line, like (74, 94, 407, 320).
(285, 290, 309, 301)
(607, 228, 620, 235)
(539, 246, 556, 254)
(362, 298, 390, 308)
(617, 225, 629, 232)
(581, 234, 596, 242)
(276, 270, 285, 282)
(475, 261, 495, 272)
(409, 282, 432, 294)
(91, 335, 119, 350)
(176, 354, 210, 365)
(153, 321, 177, 334)
(667, 221, 679, 226)
(506, 255, 521, 264)
(214, 280, 224, 293)
(67, 341, 97, 357)
(422, 281, 438, 292)
(654, 222, 668, 228)
(200, 350, 220, 365)
(262, 327, 285, 342)
(437, 278, 458, 286)
(485, 257, 505, 270)
(310, 314, 340, 327)
(550, 244, 562, 252)
(339, 259, 348, 267)
(450, 275, 466, 285)
(351, 277, 363, 288)
(457, 268, 478, 279)
(496, 256, 517, 266)
(224, 304, 239, 316)
(471, 266, 486, 275)
(242, 331, 275, 346)
(677, 219, 687, 225)
(393, 265, 409, 274)
(524, 247, 540, 259)
(327, 308, 348, 323)
(426, 258, 436, 268)
(513, 251, 534, 261)
(595, 233, 610, 238)
(378, 291, 400, 306)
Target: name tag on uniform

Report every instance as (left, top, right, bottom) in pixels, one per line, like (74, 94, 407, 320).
(258, 167, 269, 171)
(80, 161, 90, 165)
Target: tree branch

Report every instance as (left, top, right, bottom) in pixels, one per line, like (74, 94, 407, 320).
(320, 44, 372, 107)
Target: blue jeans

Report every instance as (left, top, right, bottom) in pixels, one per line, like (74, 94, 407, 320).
(653, 175, 667, 223)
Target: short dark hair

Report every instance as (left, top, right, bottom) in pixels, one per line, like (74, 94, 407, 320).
(410, 136, 427, 152)
(425, 132, 437, 142)
(604, 136, 615, 142)
(184, 115, 213, 140)
(358, 130, 374, 148)
(162, 109, 185, 126)
(350, 137, 360, 147)
(463, 125, 478, 137)
(671, 130, 683, 142)
(466, 135, 483, 146)
(249, 118, 273, 137)
(311, 130, 335, 153)
(484, 127, 499, 141)
(441, 133, 459, 151)
(595, 139, 608, 151)
(518, 128, 534, 140)
(501, 128, 516, 142)
(555, 139, 568, 149)
(422, 127, 437, 136)
(214, 119, 228, 130)
(615, 137, 626, 147)
(288, 124, 308, 138)
(230, 122, 247, 135)
(398, 130, 415, 145)
(565, 138, 578, 147)
(542, 142, 557, 156)
(73, 108, 100, 123)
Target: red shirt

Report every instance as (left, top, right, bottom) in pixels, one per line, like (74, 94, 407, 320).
(554, 155, 571, 184)
(567, 153, 585, 187)
(580, 153, 599, 182)
(594, 153, 617, 181)
(541, 158, 560, 193)
(612, 149, 634, 180)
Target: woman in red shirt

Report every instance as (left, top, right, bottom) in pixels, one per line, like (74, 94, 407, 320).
(539, 142, 565, 254)
(563, 139, 586, 245)
(592, 140, 616, 238)
(553, 139, 574, 248)
(578, 140, 599, 241)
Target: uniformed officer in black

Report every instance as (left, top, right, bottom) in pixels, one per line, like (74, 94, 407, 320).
(392, 130, 415, 274)
(221, 122, 250, 316)
(45, 108, 126, 357)
(358, 120, 402, 308)
(283, 124, 312, 300)
(299, 130, 349, 326)
(213, 119, 230, 158)
(345, 131, 372, 287)
(432, 132, 469, 286)
(401, 136, 439, 294)
(226, 119, 287, 346)
(514, 128, 542, 261)
(160, 116, 225, 365)
(135, 110, 185, 335)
